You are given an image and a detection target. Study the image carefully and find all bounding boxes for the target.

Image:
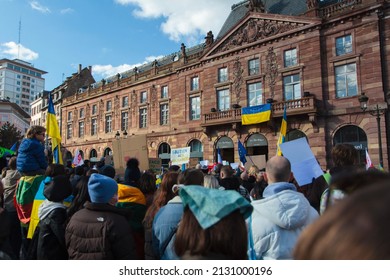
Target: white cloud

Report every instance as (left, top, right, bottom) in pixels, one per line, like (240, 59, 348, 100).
(114, 0, 238, 43)
(0, 41, 39, 61)
(92, 55, 163, 78)
(60, 8, 74, 14)
(30, 1, 51, 13)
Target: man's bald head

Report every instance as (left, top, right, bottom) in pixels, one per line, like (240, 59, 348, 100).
(265, 156, 292, 184)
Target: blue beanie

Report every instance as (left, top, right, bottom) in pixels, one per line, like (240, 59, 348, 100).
(88, 173, 118, 203)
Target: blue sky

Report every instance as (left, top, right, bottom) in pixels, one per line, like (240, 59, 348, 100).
(0, 0, 238, 90)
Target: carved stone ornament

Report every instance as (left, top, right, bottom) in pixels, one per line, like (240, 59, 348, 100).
(233, 57, 243, 104)
(212, 18, 307, 55)
(151, 86, 157, 108)
(266, 47, 278, 99)
(131, 91, 137, 114)
(247, 0, 265, 13)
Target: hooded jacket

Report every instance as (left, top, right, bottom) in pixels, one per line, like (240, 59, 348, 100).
(16, 138, 48, 173)
(36, 200, 68, 260)
(250, 182, 318, 260)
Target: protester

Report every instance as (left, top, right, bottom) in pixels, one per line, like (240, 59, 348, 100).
(34, 175, 72, 259)
(152, 168, 204, 260)
(219, 165, 250, 200)
(174, 185, 253, 260)
(143, 171, 179, 259)
(249, 168, 267, 200)
(66, 176, 91, 222)
(203, 174, 220, 189)
(249, 156, 318, 259)
(1, 156, 22, 258)
(16, 125, 48, 176)
(138, 171, 156, 208)
(294, 177, 390, 259)
(124, 157, 141, 187)
(306, 143, 360, 213)
(0, 205, 14, 259)
(66, 173, 137, 259)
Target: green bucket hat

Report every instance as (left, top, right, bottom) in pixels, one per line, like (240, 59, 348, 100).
(179, 185, 253, 229)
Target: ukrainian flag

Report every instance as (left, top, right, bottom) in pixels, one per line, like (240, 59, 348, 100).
(46, 94, 63, 164)
(241, 103, 271, 125)
(277, 106, 287, 156)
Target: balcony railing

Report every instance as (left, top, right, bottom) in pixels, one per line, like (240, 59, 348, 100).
(201, 96, 317, 127)
(318, 0, 362, 18)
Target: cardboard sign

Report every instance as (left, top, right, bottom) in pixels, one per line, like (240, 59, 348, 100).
(149, 158, 162, 174)
(170, 147, 191, 165)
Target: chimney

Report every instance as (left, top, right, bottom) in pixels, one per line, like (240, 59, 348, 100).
(88, 66, 92, 74)
(78, 64, 82, 74)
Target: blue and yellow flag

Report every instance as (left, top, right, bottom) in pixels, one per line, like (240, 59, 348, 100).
(46, 94, 63, 164)
(276, 106, 287, 156)
(241, 104, 271, 125)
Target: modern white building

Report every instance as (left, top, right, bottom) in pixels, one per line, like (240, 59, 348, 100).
(0, 58, 46, 114)
(0, 100, 31, 134)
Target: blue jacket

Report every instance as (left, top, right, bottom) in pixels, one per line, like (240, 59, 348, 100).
(16, 138, 48, 173)
(152, 196, 183, 260)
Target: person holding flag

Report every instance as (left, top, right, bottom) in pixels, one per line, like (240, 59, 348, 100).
(276, 106, 287, 156)
(46, 94, 63, 164)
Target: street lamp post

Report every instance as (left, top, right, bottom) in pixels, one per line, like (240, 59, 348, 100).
(358, 92, 386, 167)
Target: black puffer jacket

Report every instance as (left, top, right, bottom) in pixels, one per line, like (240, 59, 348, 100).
(65, 202, 137, 260)
(37, 207, 68, 260)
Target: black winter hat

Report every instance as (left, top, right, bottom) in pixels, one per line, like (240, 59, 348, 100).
(43, 175, 72, 202)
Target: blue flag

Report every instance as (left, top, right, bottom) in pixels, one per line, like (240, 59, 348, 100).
(238, 140, 247, 164)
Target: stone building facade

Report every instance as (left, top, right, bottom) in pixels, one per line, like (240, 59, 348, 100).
(60, 0, 390, 171)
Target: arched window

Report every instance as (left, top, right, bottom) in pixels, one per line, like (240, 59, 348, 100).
(286, 129, 307, 142)
(90, 149, 97, 159)
(333, 125, 367, 165)
(189, 139, 203, 161)
(104, 147, 112, 157)
(216, 136, 234, 164)
(246, 133, 268, 157)
(158, 142, 171, 168)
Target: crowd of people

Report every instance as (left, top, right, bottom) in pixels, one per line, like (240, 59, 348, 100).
(0, 125, 390, 260)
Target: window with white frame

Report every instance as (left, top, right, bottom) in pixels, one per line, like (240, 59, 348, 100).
(106, 100, 112, 111)
(218, 67, 228, 83)
(284, 49, 297, 68)
(190, 96, 201, 120)
(122, 96, 129, 107)
(91, 118, 97, 135)
(139, 108, 147, 128)
(217, 89, 230, 111)
(248, 58, 260, 75)
(105, 115, 112, 133)
(191, 76, 199, 91)
(92, 104, 97, 115)
(121, 111, 129, 131)
(79, 108, 85, 118)
(336, 35, 352, 56)
(160, 104, 169, 125)
(140, 91, 147, 104)
(161, 86, 168, 99)
(79, 121, 84, 137)
(67, 124, 72, 139)
(335, 63, 357, 98)
(283, 74, 301, 100)
(248, 82, 263, 106)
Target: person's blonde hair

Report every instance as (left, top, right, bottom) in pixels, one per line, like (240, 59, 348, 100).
(26, 125, 46, 139)
(248, 165, 259, 177)
(203, 175, 220, 189)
